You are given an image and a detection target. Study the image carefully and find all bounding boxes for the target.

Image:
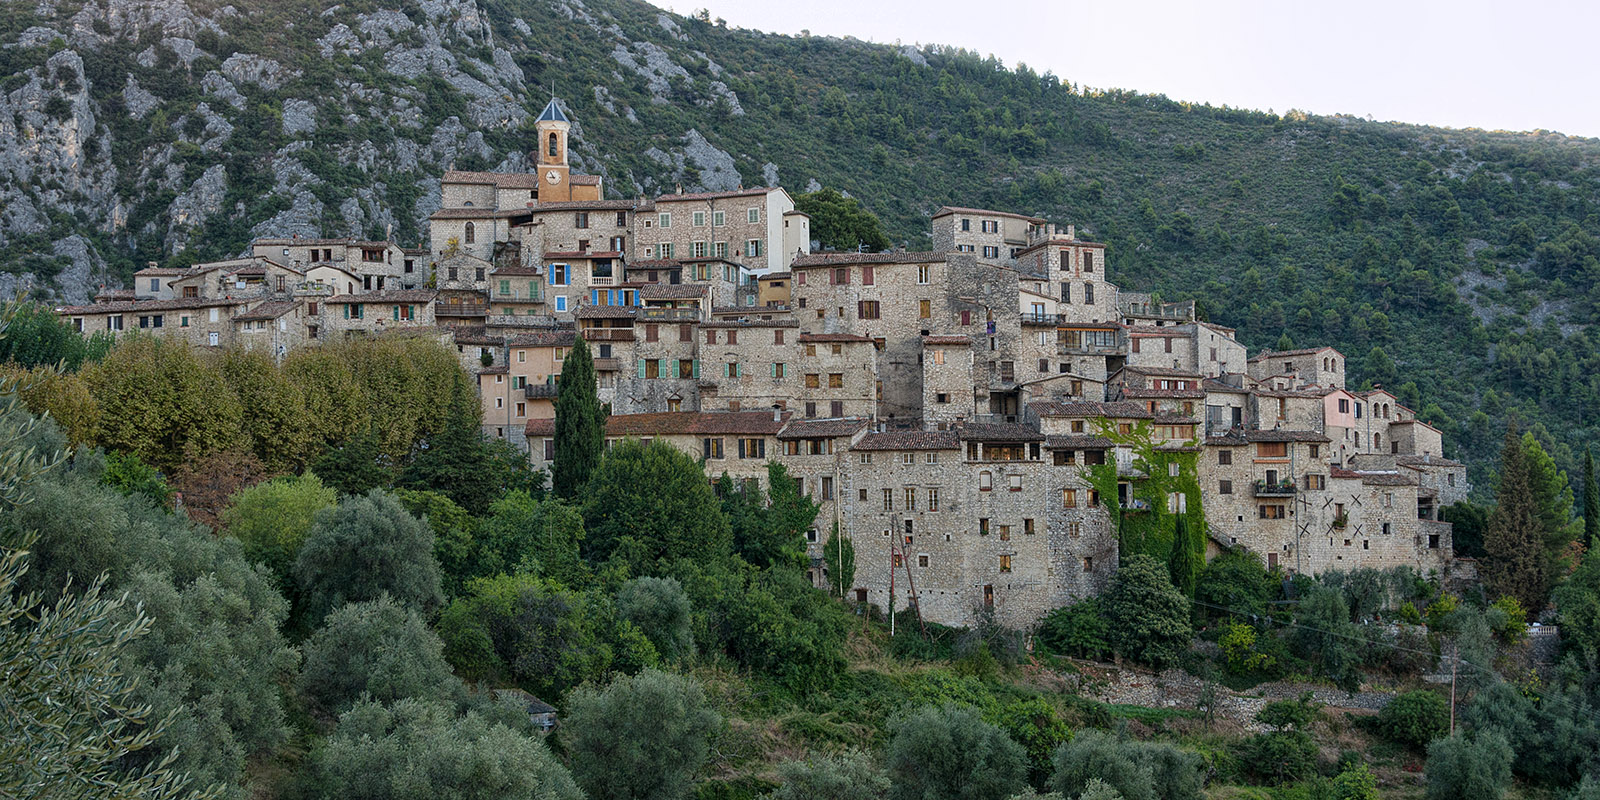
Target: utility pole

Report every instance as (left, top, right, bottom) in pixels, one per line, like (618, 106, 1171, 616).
(1449, 655, 1457, 735)
(888, 538, 895, 638)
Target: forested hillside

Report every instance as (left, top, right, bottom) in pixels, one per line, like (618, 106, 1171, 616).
(2, 0, 1599, 487)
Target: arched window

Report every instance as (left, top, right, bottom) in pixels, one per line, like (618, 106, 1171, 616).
(548, 132, 558, 157)
(1373, 433, 1381, 449)
(464, 222, 475, 244)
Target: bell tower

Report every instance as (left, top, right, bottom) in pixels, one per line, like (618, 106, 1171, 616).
(534, 97, 572, 200)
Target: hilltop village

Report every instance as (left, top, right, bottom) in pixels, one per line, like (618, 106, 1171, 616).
(55, 100, 1468, 628)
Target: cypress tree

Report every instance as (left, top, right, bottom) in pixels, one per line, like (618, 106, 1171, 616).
(1168, 514, 1202, 598)
(1484, 427, 1545, 611)
(822, 522, 855, 599)
(1584, 449, 1598, 549)
(552, 337, 605, 499)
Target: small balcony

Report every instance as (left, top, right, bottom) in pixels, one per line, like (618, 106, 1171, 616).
(436, 301, 488, 317)
(1253, 479, 1297, 497)
(525, 383, 559, 399)
(639, 307, 701, 321)
(592, 357, 621, 372)
(581, 328, 635, 342)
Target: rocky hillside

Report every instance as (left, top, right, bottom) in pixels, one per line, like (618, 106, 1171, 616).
(5, 0, 1600, 490)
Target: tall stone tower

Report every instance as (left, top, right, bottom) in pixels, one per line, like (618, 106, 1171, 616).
(535, 98, 572, 201)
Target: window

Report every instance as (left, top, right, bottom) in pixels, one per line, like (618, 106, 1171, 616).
(830, 400, 844, 417)
(1305, 474, 1326, 490)
(1083, 556, 1093, 572)
(820, 477, 832, 500)
(554, 295, 567, 312)
(659, 213, 671, 228)
(1258, 504, 1286, 519)
(961, 218, 971, 231)
(515, 402, 526, 417)
(692, 241, 707, 258)
(575, 212, 589, 229)
(1084, 252, 1094, 272)
(982, 246, 999, 259)
(703, 438, 725, 459)
(726, 330, 738, 345)
(862, 266, 874, 285)
(1219, 479, 1233, 494)
(549, 264, 569, 285)
(1257, 442, 1288, 458)
(928, 488, 939, 511)
(979, 472, 993, 492)
(979, 518, 990, 535)
(1084, 283, 1095, 304)
(714, 241, 728, 259)
(1008, 474, 1022, 492)
(1063, 488, 1077, 508)
(918, 265, 931, 284)
(832, 267, 849, 285)
(712, 210, 725, 227)
(738, 438, 766, 459)
(1338, 398, 1349, 414)
(805, 373, 820, 389)
(772, 362, 786, 379)
(693, 211, 706, 227)
(464, 222, 475, 243)
(828, 373, 843, 389)
(918, 299, 932, 319)
(724, 362, 741, 378)
(659, 243, 673, 259)
(858, 300, 881, 319)
(747, 239, 762, 257)
(904, 488, 916, 510)
(1382, 522, 1392, 535)
(960, 310, 972, 326)
(748, 207, 760, 223)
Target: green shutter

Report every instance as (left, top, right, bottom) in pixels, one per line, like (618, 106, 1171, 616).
(393, 305, 400, 321)
(769, 362, 777, 378)
(692, 359, 700, 378)
(658, 359, 667, 378)
(343, 304, 350, 319)
(637, 359, 647, 379)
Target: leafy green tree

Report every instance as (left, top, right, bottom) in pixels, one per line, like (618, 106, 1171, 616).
(728, 462, 817, 570)
(1036, 597, 1110, 661)
(1195, 548, 1278, 624)
(1523, 432, 1582, 577)
(1293, 586, 1362, 690)
(83, 335, 245, 471)
(564, 669, 719, 800)
(617, 576, 694, 663)
(1585, 449, 1599, 549)
(768, 749, 890, 800)
(297, 597, 461, 715)
(582, 438, 732, 566)
(302, 698, 582, 800)
(1363, 346, 1398, 389)
(1379, 690, 1450, 748)
(0, 300, 110, 370)
(1239, 696, 1320, 784)
(1166, 515, 1201, 597)
(1484, 428, 1547, 612)
(392, 489, 478, 599)
(1052, 730, 1202, 800)
(0, 544, 221, 800)
(1443, 500, 1490, 559)
(1103, 555, 1192, 667)
(991, 698, 1072, 786)
(102, 451, 174, 510)
(1425, 733, 1514, 800)
(294, 490, 444, 625)
(311, 425, 394, 495)
(1553, 550, 1600, 656)
(397, 375, 501, 514)
(550, 337, 604, 499)
(713, 564, 849, 692)
(553, 336, 605, 499)
(476, 491, 587, 585)
(884, 704, 1027, 800)
(437, 574, 655, 697)
(823, 521, 855, 598)
(1332, 763, 1380, 800)
(220, 472, 336, 588)
(218, 348, 318, 472)
(796, 187, 893, 252)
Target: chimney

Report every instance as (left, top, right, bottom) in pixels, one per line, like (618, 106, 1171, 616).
(1066, 224, 1075, 240)
(675, 183, 683, 195)
(772, 404, 782, 423)
(385, 223, 393, 242)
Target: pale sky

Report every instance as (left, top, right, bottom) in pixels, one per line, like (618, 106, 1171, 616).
(666, 0, 1600, 139)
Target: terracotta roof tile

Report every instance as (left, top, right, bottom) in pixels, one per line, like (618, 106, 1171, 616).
(1044, 435, 1115, 449)
(791, 251, 946, 267)
(574, 305, 637, 319)
(654, 187, 772, 202)
(1248, 346, 1343, 362)
(56, 297, 242, 314)
(1029, 400, 1153, 419)
(957, 422, 1045, 442)
(798, 333, 874, 343)
(922, 335, 972, 346)
(640, 284, 707, 299)
(506, 331, 577, 347)
(327, 290, 438, 303)
(235, 301, 298, 321)
(930, 206, 1046, 224)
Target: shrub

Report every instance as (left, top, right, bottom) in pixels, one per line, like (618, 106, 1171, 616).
(1377, 690, 1449, 748)
(1037, 598, 1110, 661)
(885, 704, 1027, 800)
(1424, 733, 1513, 800)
